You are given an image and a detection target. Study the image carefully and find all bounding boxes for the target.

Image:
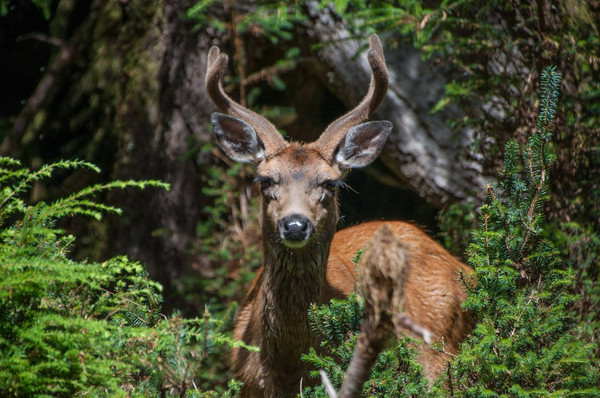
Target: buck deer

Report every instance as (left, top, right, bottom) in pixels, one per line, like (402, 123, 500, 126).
(205, 35, 474, 397)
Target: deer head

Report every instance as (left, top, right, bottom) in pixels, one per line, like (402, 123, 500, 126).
(205, 35, 391, 250)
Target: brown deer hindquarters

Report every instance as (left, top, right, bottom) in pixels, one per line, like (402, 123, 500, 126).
(400, 226, 474, 380)
(327, 221, 474, 382)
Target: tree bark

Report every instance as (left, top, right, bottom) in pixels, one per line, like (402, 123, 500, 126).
(97, 0, 216, 311)
(305, 6, 487, 207)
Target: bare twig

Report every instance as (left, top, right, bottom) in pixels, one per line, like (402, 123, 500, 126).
(393, 312, 434, 344)
(320, 370, 338, 398)
(338, 318, 390, 398)
(17, 32, 64, 47)
(2, 6, 99, 156)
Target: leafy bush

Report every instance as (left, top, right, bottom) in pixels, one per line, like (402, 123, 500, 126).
(0, 159, 163, 396)
(302, 293, 430, 397)
(339, 1, 600, 355)
(192, 157, 261, 314)
(0, 158, 243, 396)
(445, 66, 599, 397)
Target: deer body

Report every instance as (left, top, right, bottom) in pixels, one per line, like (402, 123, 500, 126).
(328, 221, 473, 379)
(205, 36, 474, 397)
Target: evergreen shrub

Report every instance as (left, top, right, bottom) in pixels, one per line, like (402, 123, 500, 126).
(0, 158, 243, 397)
(445, 66, 599, 398)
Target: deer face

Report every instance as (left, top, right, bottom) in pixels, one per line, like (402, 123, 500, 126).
(211, 114, 391, 248)
(254, 144, 341, 248)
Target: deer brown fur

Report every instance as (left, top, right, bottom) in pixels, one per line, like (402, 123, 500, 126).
(205, 35, 474, 397)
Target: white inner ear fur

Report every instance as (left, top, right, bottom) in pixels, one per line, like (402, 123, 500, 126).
(211, 113, 266, 163)
(334, 121, 392, 169)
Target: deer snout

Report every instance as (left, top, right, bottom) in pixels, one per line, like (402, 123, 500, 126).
(279, 214, 314, 248)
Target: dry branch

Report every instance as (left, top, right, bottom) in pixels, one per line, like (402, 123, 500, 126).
(332, 224, 433, 398)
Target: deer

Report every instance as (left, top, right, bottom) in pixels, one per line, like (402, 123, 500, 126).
(205, 34, 474, 398)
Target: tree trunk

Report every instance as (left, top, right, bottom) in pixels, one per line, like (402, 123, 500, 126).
(104, 0, 214, 311)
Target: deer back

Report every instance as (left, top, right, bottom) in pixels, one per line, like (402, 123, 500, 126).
(325, 220, 474, 380)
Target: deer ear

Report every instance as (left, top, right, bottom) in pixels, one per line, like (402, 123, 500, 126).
(334, 121, 392, 169)
(211, 113, 265, 163)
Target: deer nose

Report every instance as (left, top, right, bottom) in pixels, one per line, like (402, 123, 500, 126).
(279, 214, 314, 247)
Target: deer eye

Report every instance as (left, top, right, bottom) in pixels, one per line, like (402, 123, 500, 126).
(322, 179, 344, 192)
(254, 175, 275, 191)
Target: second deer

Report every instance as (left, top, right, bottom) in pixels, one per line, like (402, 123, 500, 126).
(205, 34, 474, 398)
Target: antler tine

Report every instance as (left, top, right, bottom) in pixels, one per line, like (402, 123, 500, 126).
(205, 46, 286, 154)
(312, 34, 389, 159)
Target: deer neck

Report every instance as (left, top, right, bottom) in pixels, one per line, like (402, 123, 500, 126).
(257, 210, 338, 390)
(261, 231, 332, 313)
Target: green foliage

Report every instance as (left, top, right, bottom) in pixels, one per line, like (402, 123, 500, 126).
(0, 158, 162, 396)
(1, 0, 52, 19)
(191, 151, 261, 314)
(0, 158, 243, 397)
(188, 0, 305, 44)
(1, 255, 160, 397)
(136, 310, 250, 396)
(0, 158, 168, 258)
(302, 293, 430, 397)
(445, 67, 600, 396)
(334, 1, 599, 161)
(552, 221, 600, 358)
(188, 0, 303, 130)
(183, 153, 263, 389)
(336, 0, 600, 366)
(437, 200, 477, 256)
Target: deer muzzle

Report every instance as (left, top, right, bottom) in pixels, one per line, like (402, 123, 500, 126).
(278, 214, 314, 248)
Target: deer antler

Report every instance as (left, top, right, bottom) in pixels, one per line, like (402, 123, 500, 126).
(312, 34, 389, 160)
(205, 46, 286, 156)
